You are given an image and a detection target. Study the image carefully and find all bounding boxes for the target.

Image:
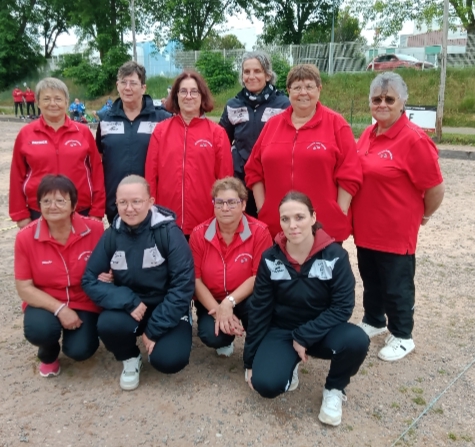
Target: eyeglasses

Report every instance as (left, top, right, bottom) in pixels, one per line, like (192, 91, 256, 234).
(118, 80, 142, 88)
(178, 89, 201, 98)
(213, 199, 242, 209)
(116, 199, 147, 210)
(371, 95, 398, 105)
(40, 198, 70, 208)
(41, 97, 65, 104)
(289, 84, 318, 93)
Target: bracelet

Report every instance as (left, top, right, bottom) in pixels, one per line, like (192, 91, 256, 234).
(227, 295, 236, 308)
(54, 303, 66, 317)
(422, 215, 432, 220)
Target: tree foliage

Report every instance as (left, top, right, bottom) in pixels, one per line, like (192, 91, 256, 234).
(270, 53, 291, 91)
(254, 0, 339, 45)
(195, 51, 238, 94)
(202, 32, 245, 50)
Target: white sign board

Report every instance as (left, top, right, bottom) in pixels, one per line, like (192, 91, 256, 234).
(372, 105, 437, 132)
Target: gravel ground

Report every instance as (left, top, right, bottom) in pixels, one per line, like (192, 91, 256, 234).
(0, 122, 474, 447)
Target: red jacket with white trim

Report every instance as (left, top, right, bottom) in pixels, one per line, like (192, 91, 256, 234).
(9, 116, 105, 221)
(13, 88, 24, 103)
(14, 213, 104, 313)
(245, 104, 363, 241)
(24, 90, 35, 102)
(189, 214, 273, 301)
(145, 114, 233, 235)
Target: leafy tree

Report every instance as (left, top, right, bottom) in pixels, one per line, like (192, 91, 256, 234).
(195, 51, 238, 93)
(143, 0, 248, 50)
(270, 53, 291, 91)
(203, 32, 245, 50)
(254, 0, 339, 45)
(37, 0, 72, 58)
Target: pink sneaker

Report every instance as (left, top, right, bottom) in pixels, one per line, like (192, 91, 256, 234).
(39, 359, 61, 377)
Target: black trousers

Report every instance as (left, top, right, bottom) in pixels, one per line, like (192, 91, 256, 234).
(26, 102, 36, 115)
(357, 247, 416, 339)
(14, 102, 24, 116)
(251, 323, 369, 399)
(195, 299, 249, 349)
(23, 306, 99, 364)
(97, 309, 192, 374)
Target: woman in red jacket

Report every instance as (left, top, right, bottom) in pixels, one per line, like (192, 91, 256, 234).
(189, 177, 272, 357)
(145, 70, 233, 237)
(9, 77, 105, 228)
(12, 85, 25, 118)
(15, 175, 104, 377)
(24, 86, 36, 116)
(245, 64, 362, 241)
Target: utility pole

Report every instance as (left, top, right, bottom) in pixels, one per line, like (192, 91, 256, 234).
(436, 0, 449, 142)
(130, 0, 137, 62)
(328, 0, 335, 75)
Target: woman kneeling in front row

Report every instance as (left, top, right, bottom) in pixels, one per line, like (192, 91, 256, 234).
(82, 175, 194, 391)
(244, 191, 369, 426)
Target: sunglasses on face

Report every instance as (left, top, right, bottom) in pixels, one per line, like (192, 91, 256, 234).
(371, 95, 398, 106)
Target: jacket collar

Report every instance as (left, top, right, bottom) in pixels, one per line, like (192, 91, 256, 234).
(370, 113, 409, 140)
(34, 115, 79, 133)
(282, 102, 324, 130)
(33, 212, 91, 243)
(204, 214, 252, 243)
(110, 94, 156, 119)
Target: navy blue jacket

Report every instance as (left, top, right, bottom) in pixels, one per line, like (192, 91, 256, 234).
(82, 205, 194, 340)
(243, 230, 355, 369)
(96, 95, 171, 221)
(219, 88, 290, 178)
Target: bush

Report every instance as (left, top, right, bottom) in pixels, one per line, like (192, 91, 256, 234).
(196, 51, 237, 94)
(270, 53, 291, 92)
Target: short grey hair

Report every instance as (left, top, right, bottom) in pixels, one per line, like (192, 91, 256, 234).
(117, 61, 146, 85)
(239, 51, 277, 86)
(369, 72, 409, 105)
(117, 175, 150, 196)
(36, 77, 69, 103)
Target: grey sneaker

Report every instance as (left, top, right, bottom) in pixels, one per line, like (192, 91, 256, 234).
(318, 388, 347, 426)
(357, 322, 388, 338)
(378, 334, 415, 361)
(216, 342, 234, 357)
(287, 364, 299, 392)
(120, 354, 143, 390)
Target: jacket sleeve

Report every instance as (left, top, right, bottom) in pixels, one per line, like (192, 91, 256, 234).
(243, 253, 275, 369)
(9, 130, 30, 221)
(214, 125, 234, 179)
(333, 122, 362, 197)
(85, 128, 105, 218)
(189, 229, 204, 278)
(251, 226, 273, 275)
(292, 247, 355, 348)
(145, 127, 160, 200)
(218, 105, 235, 144)
(145, 224, 195, 340)
(81, 231, 142, 312)
(95, 122, 103, 154)
(244, 124, 267, 189)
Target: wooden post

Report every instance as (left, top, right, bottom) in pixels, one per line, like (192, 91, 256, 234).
(130, 0, 137, 62)
(436, 0, 449, 143)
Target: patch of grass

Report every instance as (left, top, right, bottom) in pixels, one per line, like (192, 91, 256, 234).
(399, 386, 408, 394)
(411, 387, 424, 394)
(412, 396, 426, 406)
(415, 377, 424, 383)
(359, 368, 367, 375)
(391, 402, 400, 409)
(300, 368, 309, 374)
(432, 407, 444, 414)
(448, 433, 457, 441)
(438, 369, 447, 375)
(460, 435, 473, 442)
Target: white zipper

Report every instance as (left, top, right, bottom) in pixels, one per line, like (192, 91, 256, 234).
(181, 122, 188, 229)
(291, 131, 298, 188)
(56, 250, 71, 307)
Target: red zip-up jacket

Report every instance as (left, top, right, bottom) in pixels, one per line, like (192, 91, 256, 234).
(245, 104, 362, 241)
(24, 90, 35, 102)
(15, 213, 104, 313)
(9, 116, 105, 221)
(145, 114, 233, 235)
(13, 88, 24, 103)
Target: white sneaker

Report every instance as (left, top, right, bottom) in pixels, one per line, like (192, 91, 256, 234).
(287, 364, 299, 392)
(216, 342, 234, 357)
(357, 322, 388, 338)
(318, 388, 347, 426)
(120, 354, 143, 390)
(378, 334, 415, 361)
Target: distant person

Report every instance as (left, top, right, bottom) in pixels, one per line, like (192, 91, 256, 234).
(145, 70, 233, 238)
(82, 175, 194, 391)
(92, 98, 113, 122)
(12, 85, 25, 119)
(352, 72, 445, 361)
(96, 61, 171, 224)
(69, 98, 86, 121)
(15, 175, 104, 377)
(9, 77, 105, 228)
(245, 64, 362, 240)
(219, 51, 290, 217)
(24, 86, 36, 116)
(160, 85, 172, 111)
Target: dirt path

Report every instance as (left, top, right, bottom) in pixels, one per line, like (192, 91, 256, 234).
(0, 122, 474, 447)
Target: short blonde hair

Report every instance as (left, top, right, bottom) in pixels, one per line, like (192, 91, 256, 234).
(36, 77, 69, 103)
(117, 175, 150, 196)
(286, 64, 322, 89)
(211, 177, 248, 201)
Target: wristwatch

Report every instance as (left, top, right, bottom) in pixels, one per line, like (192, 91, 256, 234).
(227, 295, 236, 308)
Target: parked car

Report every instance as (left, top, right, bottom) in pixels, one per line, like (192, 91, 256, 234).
(367, 54, 435, 71)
